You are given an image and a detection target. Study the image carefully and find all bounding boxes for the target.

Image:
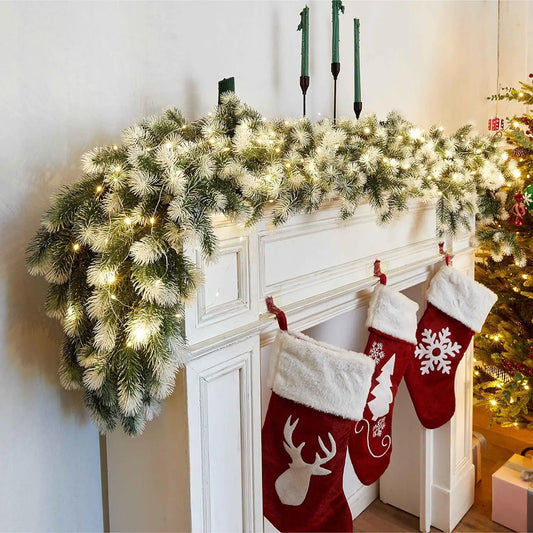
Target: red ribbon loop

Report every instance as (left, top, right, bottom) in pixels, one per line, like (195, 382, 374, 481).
(438, 242, 452, 266)
(265, 296, 288, 331)
(373, 259, 387, 285)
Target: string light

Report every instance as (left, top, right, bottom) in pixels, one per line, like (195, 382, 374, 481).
(131, 325, 149, 345)
(96, 185, 103, 193)
(501, 152, 509, 161)
(363, 127, 370, 134)
(113, 145, 118, 151)
(72, 243, 80, 252)
(110, 294, 117, 300)
(512, 169, 521, 178)
(124, 217, 132, 225)
(490, 399, 497, 406)
(150, 217, 156, 225)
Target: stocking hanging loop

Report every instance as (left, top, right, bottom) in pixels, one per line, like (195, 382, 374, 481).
(373, 259, 387, 285)
(438, 242, 452, 266)
(265, 296, 288, 331)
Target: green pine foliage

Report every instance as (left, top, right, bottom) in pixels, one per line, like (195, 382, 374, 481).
(27, 93, 518, 435)
(475, 78, 533, 428)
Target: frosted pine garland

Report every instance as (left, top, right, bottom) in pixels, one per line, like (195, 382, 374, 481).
(26, 94, 523, 435)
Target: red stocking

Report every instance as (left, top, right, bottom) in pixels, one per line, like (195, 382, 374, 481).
(262, 329, 374, 532)
(348, 283, 419, 485)
(404, 265, 497, 429)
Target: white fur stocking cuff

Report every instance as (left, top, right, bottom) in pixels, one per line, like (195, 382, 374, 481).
(427, 266, 497, 333)
(366, 284, 419, 344)
(269, 330, 375, 421)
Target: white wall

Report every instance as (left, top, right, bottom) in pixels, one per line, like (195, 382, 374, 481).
(0, 0, 525, 531)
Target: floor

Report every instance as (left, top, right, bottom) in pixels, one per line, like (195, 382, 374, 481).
(352, 406, 532, 532)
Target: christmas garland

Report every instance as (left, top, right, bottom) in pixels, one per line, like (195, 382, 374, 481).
(26, 93, 521, 435)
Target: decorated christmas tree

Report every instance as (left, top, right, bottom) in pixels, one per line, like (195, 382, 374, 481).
(474, 75, 533, 428)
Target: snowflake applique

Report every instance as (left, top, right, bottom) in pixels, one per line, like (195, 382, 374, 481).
(372, 416, 386, 438)
(415, 327, 462, 375)
(369, 341, 385, 363)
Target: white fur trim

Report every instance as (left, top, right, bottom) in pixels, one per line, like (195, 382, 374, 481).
(366, 284, 419, 344)
(270, 330, 375, 421)
(427, 266, 497, 333)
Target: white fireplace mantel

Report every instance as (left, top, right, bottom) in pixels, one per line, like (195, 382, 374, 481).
(106, 200, 475, 533)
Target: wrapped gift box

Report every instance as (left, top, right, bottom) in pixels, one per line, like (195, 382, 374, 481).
(492, 454, 533, 532)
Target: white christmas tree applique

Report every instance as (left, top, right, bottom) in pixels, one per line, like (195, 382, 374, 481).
(369, 341, 385, 363)
(367, 354, 395, 420)
(415, 327, 462, 375)
(372, 416, 386, 438)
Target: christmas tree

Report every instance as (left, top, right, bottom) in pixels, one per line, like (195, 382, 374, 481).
(474, 75, 533, 428)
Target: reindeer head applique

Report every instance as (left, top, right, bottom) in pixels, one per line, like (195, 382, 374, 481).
(274, 415, 336, 506)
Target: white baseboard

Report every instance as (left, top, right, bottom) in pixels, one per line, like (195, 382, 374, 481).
(348, 482, 379, 520)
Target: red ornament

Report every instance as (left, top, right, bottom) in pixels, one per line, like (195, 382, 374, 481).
(488, 117, 505, 131)
(512, 192, 527, 226)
